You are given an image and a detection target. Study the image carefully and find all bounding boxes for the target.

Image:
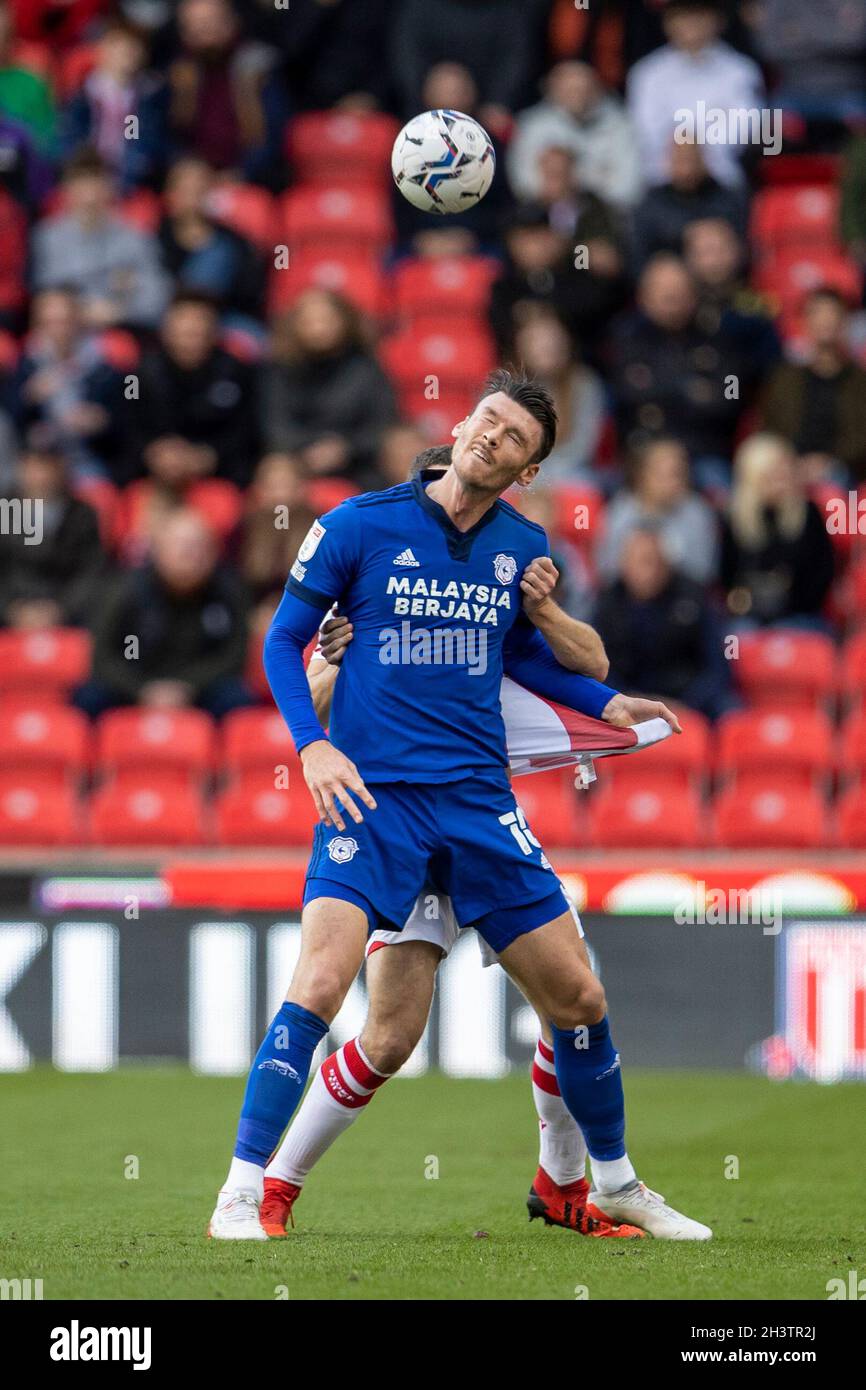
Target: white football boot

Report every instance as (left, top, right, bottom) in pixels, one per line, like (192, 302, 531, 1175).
(588, 1181, 712, 1240)
(207, 1188, 268, 1240)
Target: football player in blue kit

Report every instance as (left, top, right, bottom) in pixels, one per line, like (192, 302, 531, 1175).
(208, 371, 712, 1242)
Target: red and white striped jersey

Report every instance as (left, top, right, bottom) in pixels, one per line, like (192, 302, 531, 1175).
(309, 635, 672, 781)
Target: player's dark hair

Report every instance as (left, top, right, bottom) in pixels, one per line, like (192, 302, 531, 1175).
(410, 445, 452, 477)
(476, 368, 558, 465)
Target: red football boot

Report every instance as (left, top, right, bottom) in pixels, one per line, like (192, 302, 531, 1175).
(260, 1177, 302, 1237)
(527, 1166, 645, 1237)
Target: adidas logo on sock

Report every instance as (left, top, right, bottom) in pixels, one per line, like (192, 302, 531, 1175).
(393, 548, 420, 567)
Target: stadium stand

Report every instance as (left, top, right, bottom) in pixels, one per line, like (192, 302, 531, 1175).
(0, 0, 864, 850)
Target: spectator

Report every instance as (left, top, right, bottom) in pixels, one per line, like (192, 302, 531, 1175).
(158, 157, 265, 322)
(375, 423, 429, 488)
(76, 507, 254, 717)
(261, 288, 397, 487)
(508, 60, 642, 210)
(168, 0, 285, 186)
(682, 216, 780, 384)
(247, 0, 391, 111)
(393, 62, 509, 256)
(0, 442, 105, 629)
(31, 149, 171, 330)
(489, 202, 627, 363)
(239, 451, 317, 614)
(388, 0, 549, 129)
(607, 253, 745, 479)
(13, 287, 128, 483)
(513, 306, 607, 483)
(626, 0, 764, 189)
(597, 436, 720, 584)
(761, 288, 866, 485)
(61, 16, 169, 192)
(720, 433, 835, 629)
(534, 144, 625, 253)
(630, 138, 747, 272)
(512, 484, 594, 620)
(750, 0, 866, 129)
(0, 1, 55, 155)
(125, 289, 258, 487)
(594, 524, 737, 721)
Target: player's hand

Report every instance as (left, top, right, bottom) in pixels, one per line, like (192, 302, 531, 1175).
(300, 739, 377, 830)
(601, 694, 682, 734)
(521, 557, 559, 615)
(319, 610, 354, 666)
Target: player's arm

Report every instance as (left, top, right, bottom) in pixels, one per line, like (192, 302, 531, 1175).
(521, 556, 609, 679)
(307, 609, 353, 723)
(264, 512, 376, 830)
(503, 617, 681, 731)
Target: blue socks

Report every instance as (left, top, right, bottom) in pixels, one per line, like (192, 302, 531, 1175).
(550, 1015, 626, 1161)
(234, 1002, 329, 1164)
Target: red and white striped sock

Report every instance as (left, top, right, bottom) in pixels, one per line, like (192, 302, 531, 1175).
(532, 1037, 588, 1187)
(265, 1037, 390, 1186)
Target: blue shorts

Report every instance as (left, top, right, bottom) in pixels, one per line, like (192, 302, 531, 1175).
(303, 768, 570, 954)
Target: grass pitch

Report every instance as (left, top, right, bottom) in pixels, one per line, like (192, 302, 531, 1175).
(1, 1067, 863, 1301)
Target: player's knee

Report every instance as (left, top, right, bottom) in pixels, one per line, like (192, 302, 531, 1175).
(549, 973, 606, 1030)
(361, 1018, 422, 1074)
(289, 961, 350, 1021)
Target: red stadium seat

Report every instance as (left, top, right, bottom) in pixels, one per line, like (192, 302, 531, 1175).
(268, 252, 390, 320)
(836, 787, 866, 847)
(73, 478, 121, 549)
(393, 256, 498, 324)
(588, 782, 705, 848)
(0, 705, 89, 776)
(381, 325, 495, 394)
(279, 185, 393, 252)
(215, 773, 319, 847)
(208, 180, 276, 253)
(400, 389, 477, 440)
(713, 778, 828, 848)
(734, 630, 836, 708)
(0, 628, 91, 697)
(53, 42, 98, 100)
(88, 774, 208, 846)
(754, 248, 862, 337)
(750, 185, 839, 257)
(715, 709, 833, 786)
(840, 631, 866, 708)
(94, 709, 216, 780)
(221, 708, 300, 779)
(118, 188, 161, 234)
(117, 479, 243, 560)
(550, 484, 605, 547)
(0, 189, 28, 317)
(0, 771, 80, 845)
(513, 769, 585, 849)
(287, 112, 399, 187)
(305, 479, 361, 512)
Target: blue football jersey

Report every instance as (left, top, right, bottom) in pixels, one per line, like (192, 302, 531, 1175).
(286, 472, 549, 782)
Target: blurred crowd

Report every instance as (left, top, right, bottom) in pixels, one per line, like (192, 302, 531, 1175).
(1, 0, 866, 728)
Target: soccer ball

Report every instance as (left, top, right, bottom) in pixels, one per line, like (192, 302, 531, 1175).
(391, 109, 495, 215)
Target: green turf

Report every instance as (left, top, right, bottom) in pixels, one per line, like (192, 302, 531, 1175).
(1, 1067, 863, 1300)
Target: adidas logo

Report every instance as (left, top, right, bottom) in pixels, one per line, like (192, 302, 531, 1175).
(393, 548, 420, 567)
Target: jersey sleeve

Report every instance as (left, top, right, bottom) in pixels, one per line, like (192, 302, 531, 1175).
(285, 503, 361, 611)
(263, 589, 332, 754)
(503, 615, 619, 721)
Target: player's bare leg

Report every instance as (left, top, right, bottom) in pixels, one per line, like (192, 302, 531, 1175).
(209, 898, 366, 1240)
(262, 939, 441, 1234)
(501, 914, 712, 1240)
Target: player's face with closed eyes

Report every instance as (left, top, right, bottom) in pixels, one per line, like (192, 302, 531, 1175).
(451, 392, 543, 492)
